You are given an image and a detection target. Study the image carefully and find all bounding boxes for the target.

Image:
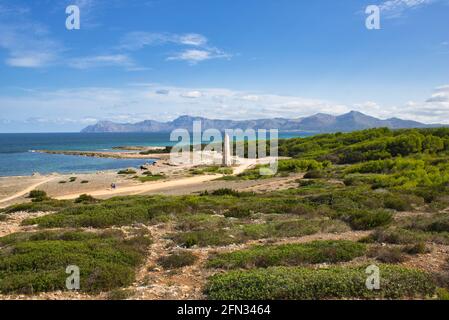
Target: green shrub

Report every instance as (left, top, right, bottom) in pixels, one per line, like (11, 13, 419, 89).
(346, 210, 393, 230)
(28, 190, 47, 199)
(303, 170, 324, 179)
(207, 240, 366, 269)
(0, 229, 151, 294)
(74, 194, 98, 204)
(106, 288, 135, 300)
(383, 195, 413, 212)
(118, 169, 137, 175)
(157, 251, 197, 269)
(205, 265, 436, 300)
(436, 288, 449, 300)
(28, 190, 50, 202)
(136, 174, 165, 182)
(224, 207, 252, 218)
(170, 229, 236, 248)
(1, 199, 73, 214)
(403, 242, 429, 255)
(367, 246, 407, 263)
(241, 219, 349, 240)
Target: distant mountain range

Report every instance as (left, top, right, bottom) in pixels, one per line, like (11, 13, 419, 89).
(81, 111, 442, 133)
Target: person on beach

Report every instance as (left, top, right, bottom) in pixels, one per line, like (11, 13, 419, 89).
(111, 183, 116, 189)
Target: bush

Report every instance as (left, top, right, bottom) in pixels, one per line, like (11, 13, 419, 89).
(210, 188, 242, 197)
(28, 190, 49, 202)
(224, 207, 252, 218)
(303, 170, 324, 179)
(74, 194, 98, 204)
(1, 199, 73, 214)
(157, 251, 197, 269)
(207, 240, 366, 269)
(118, 169, 137, 175)
(437, 288, 449, 300)
(367, 246, 407, 263)
(136, 174, 165, 182)
(106, 289, 135, 300)
(347, 210, 393, 230)
(0, 229, 151, 294)
(403, 242, 429, 255)
(205, 265, 436, 300)
(170, 229, 236, 248)
(383, 195, 413, 212)
(28, 190, 47, 199)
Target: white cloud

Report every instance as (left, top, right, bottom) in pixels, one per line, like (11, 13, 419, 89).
(119, 31, 231, 64)
(241, 95, 260, 102)
(178, 33, 207, 46)
(0, 22, 62, 68)
(181, 90, 203, 98)
(379, 0, 435, 18)
(69, 54, 135, 69)
(167, 48, 231, 64)
(119, 32, 208, 50)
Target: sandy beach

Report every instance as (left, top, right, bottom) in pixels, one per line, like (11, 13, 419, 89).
(0, 150, 282, 207)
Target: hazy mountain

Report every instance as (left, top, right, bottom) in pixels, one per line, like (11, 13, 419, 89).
(81, 111, 440, 133)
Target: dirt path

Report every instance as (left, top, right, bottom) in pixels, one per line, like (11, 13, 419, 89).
(0, 177, 55, 207)
(55, 174, 224, 200)
(130, 223, 211, 300)
(54, 160, 261, 201)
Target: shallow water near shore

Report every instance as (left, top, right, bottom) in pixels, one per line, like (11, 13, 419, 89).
(0, 132, 173, 176)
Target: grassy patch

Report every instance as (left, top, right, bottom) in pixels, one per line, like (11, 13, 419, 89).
(118, 169, 137, 175)
(240, 218, 349, 240)
(205, 265, 436, 300)
(0, 229, 151, 294)
(207, 240, 366, 269)
(157, 251, 197, 269)
(136, 174, 165, 182)
(189, 166, 233, 175)
(0, 199, 74, 214)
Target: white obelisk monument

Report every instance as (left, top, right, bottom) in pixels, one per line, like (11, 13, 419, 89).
(222, 133, 232, 167)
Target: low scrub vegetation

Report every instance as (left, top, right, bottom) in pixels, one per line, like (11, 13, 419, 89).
(118, 169, 137, 175)
(205, 265, 436, 300)
(157, 251, 198, 269)
(0, 229, 151, 294)
(207, 240, 366, 269)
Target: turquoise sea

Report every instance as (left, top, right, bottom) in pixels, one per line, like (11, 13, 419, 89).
(0, 132, 307, 177)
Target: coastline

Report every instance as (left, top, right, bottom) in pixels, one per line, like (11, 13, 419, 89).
(35, 149, 171, 160)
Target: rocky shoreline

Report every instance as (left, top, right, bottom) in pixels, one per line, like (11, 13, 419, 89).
(36, 149, 171, 160)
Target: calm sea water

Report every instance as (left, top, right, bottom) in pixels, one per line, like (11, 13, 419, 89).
(0, 132, 307, 177)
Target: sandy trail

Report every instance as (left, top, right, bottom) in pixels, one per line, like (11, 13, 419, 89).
(55, 174, 224, 200)
(0, 177, 55, 206)
(54, 159, 264, 200)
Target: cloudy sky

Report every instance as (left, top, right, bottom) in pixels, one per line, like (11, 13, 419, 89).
(0, 0, 448, 132)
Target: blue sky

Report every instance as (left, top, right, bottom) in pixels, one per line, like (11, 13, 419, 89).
(0, 0, 448, 132)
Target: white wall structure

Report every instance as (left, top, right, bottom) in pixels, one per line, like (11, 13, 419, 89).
(222, 133, 232, 167)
